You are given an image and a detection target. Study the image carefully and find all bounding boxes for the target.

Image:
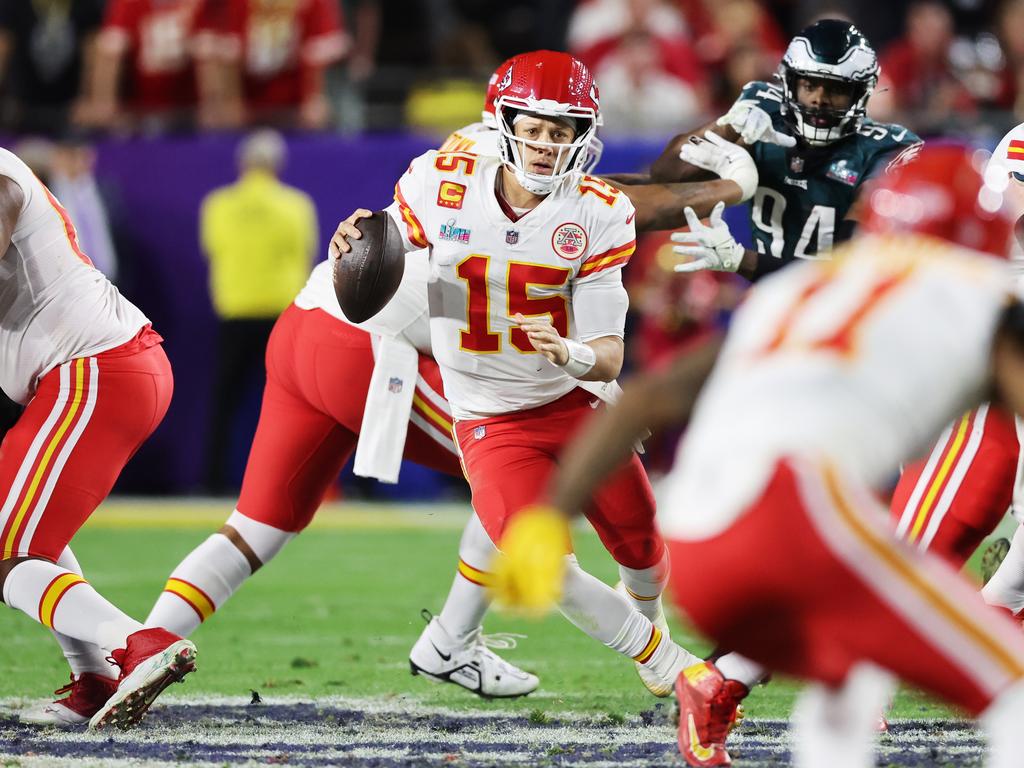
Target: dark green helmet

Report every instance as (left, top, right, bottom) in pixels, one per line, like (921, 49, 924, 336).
(778, 19, 879, 146)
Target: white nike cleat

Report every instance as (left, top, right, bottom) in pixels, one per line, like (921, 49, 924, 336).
(615, 581, 675, 697)
(409, 611, 538, 699)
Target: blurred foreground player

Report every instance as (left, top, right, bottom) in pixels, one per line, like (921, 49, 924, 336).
(0, 148, 195, 729)
(334, 51, 705, 696)
(493, 144, 1024, 768)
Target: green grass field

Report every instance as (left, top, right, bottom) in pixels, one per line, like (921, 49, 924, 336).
(0, 497, 979, 721)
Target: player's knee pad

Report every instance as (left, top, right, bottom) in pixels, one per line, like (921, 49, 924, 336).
(226, 510, 295, 565)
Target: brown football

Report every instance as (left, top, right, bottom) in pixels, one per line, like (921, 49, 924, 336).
(332, 211, 406, 323)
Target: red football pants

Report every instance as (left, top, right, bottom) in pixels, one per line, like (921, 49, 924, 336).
(891, 404, 1019, 566)
(453, 387, 662, 570)
(669, 459, 1024, 716)
(0, 331, 172, 561)
(237, 305, 462, 532)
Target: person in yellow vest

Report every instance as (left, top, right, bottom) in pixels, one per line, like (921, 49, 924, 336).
(201, 129, 317, 493)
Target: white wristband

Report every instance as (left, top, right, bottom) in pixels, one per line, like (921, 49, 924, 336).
(560, 338, 596, 378)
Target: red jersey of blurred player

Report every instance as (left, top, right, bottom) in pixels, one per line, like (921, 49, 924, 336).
(96, 0, 202, 115)
(194, 0, 347, 124)
(0, 147, 194, 729)
(665, 146, 1024, 767)
(889, 128, 1024, 572)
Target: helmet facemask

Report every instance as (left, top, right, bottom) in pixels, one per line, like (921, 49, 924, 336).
(496, 98, 596, 195)
(777, 21, 879, 147)
(779, 69, 873, 146)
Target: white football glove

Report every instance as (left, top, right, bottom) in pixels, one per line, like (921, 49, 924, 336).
(671, 202, 745, 273)
(716, 99, 797, 148)
(678, 131, 759, 202)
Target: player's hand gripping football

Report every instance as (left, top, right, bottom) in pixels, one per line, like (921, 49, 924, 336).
(678, 131, 759, 202)
(671, 202, 746, 273)
(490, 505, 572, 616)
(716, 99, 797, 148)
(329, 208, 373, 259)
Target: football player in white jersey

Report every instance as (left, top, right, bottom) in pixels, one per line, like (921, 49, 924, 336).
(134, 49, 759, 715)
(333, 51, 706, 698)
(0, 147, 196, 729)
(491, 144, 1024, 768)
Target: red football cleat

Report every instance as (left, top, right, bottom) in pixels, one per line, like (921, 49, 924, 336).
(89, 628, 197, 729)
(21, 673, 118, 726)
(675, 661, 749, 767)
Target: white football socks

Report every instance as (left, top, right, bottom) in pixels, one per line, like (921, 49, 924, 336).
(559, 556, 700, 680)
(982, 525, 1024, 615)
(981, 677, 1024, 768)
(791, 663, 892, 768)
(438, 515, 496, 640)
(146, 531, 253, 635)
(716, 652, 767, 689)
(618, 547, 670, 622)
(51, 548, 115, 678)
(4, 559, 142, 654)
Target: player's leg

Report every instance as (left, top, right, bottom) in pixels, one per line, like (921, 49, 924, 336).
(21, 546, 118, 725)
(982, 522, 1024, 616)
(399, 354, 538, 693)
(0, 343, 195, 728)
(892, 404, 1018, 566)
(790, 663, 895, 768)
(453, 391, 701, 695)
(147, 306, 362, 635)
(585, 451, 695, 696)
(669, 459, 1024, 767)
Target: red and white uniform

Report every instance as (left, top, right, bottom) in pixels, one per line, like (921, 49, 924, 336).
(386, 151, 635, 419)
(0, 148, 171, 560)
(888, 131, 1024, 567)
(382, 150, 660, 567)
(663, 236, 1024, 714)
(891, 404, 1018, 566)
(99, 0, 202, 112)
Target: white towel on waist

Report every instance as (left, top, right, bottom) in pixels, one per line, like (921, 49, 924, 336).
(353, 334, 420, 483)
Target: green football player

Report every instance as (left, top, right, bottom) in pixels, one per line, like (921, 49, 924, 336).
(649, 18, 922, 281)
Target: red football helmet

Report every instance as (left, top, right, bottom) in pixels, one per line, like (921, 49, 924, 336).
(492, 50, 601, 194)
(483, 55, 521, 127)
(861, 143, 1015, 259)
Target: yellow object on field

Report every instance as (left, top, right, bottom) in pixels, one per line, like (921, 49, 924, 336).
(201, 169, 317, 319)
(490, 505, 572, 616)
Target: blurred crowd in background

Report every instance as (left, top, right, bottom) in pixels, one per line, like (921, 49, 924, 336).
(1, 0, 1019, 497)
(3, 0, 1024, 137)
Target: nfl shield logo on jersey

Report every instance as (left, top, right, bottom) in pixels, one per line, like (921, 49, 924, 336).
(506, 229, 519, 245)
(388, 377, 403, 393)
(790, 155, 805, 173)
(474, 426, 486, 439)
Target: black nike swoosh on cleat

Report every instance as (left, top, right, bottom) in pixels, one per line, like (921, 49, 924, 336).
(430, 642, 452, 662)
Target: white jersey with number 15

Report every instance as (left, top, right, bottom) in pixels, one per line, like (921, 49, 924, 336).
(384, 150, 636, 419)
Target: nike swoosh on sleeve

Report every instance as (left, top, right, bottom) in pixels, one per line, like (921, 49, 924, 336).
(626, 211, 636, 225)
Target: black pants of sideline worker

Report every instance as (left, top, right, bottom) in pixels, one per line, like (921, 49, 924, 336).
(204, 317, 276, 495)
